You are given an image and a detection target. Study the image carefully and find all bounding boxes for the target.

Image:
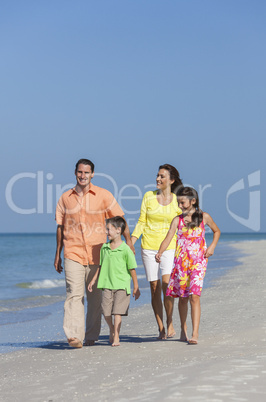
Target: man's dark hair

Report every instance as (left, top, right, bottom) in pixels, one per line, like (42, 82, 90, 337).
(106, 216, 126, 235)
(75, 159, 95, 173)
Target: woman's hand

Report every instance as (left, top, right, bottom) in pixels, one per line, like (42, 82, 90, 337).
(155, 252, 162, 263)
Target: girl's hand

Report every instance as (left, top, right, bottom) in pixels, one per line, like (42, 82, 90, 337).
(155, 252, 161, 263)
(133, 287, 140, 300)
(204, 246, 215, 258)
(88, 280, 95, 292)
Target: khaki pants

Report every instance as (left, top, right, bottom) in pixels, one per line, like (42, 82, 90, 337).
(63, 258, 102, 343)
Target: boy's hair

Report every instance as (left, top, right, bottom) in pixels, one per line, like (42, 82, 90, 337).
(106, 216, 126, 235)
(75, 159, 95, 173)
(159, 164, 183, 195)
(178, 186, 203, 228)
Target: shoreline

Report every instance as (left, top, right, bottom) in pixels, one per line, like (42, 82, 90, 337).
(1, 240, 266, 401)
(0, 238, 246, 340)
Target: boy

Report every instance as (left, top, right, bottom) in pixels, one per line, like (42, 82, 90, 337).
(88, 216, 140, 346)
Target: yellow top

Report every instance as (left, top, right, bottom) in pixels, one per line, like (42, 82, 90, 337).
(132, 191, 182, 250)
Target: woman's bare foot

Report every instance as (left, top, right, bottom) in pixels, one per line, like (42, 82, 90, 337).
(157, 329, 167, 340)
(112, 342, 120, 347)
(179, 328, 188, 342)
(68, 338, 83, 348)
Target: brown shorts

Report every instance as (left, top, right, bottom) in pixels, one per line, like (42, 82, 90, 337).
(101, 289, 130, 316)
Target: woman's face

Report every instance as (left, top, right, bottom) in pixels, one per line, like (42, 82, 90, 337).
(156, 169, 174, 191)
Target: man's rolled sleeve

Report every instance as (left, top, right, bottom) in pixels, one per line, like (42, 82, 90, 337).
(55, 196, 65, 225)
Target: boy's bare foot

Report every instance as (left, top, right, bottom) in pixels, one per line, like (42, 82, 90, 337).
(179, 329, 188, 342)
(112, 335, 120, 346)
(68, 338, 83, 348)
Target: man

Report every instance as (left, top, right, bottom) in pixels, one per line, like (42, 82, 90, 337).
(54, 158, 134, 348)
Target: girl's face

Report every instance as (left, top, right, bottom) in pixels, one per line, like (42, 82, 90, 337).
(156, 169, 174, 191)
(178, 196, 196, 213)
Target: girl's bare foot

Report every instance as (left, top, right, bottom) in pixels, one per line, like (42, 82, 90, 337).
(188, 338, 198, 345)
(167, 321, 176, 338)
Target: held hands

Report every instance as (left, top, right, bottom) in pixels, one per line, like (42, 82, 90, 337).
(133, 287, 141, 300)
(88, 280, 96, 293)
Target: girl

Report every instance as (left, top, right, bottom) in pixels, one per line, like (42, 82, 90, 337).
(155, 187, 220, 344)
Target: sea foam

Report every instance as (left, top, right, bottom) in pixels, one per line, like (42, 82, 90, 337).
(17, 279, 65, 289)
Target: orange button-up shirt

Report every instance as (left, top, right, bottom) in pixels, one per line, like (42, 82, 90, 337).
(55, 183, 124, 265)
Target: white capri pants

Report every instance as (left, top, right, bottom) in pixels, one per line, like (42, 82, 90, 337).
(141, 248, 175, 282)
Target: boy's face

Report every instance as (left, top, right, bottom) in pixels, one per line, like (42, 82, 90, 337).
(106, 223, 121, 241)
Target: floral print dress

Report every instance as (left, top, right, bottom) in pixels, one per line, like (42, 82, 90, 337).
(166, 215, 208, 297)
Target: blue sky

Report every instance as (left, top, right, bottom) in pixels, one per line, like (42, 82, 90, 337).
(1, 0, 265, 233)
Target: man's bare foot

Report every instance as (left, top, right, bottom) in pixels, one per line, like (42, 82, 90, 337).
(157, 330, 167, 340)
(84, 340, 95, 346)
(179, 329, 188, 342)
(68, 338, 83, 348)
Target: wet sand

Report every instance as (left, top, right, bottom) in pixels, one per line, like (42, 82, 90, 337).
(1, 240, 266, 401)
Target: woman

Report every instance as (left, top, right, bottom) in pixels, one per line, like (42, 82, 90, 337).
(131, 164, 182, 339)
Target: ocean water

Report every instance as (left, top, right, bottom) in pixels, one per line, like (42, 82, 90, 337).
(0, 233, 265, 353)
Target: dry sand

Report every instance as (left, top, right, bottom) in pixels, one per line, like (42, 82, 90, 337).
(1, 240, 266, 401)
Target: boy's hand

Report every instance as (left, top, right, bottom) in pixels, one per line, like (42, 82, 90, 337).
(133, 287, 140, 300)
(155, 252, 161, 263)
(88, 281, 95, 292)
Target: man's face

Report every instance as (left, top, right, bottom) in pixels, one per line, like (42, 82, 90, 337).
(75, 163, 94, 188)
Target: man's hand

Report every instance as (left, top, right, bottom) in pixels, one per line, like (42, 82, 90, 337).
(54, 254, 63, 273)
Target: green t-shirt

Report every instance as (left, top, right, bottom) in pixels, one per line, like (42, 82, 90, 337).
(97, 241, 137, 294)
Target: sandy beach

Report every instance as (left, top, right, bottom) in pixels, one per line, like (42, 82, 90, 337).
(1, 240, 266, 402)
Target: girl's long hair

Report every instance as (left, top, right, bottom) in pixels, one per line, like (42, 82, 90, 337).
(177, 186, 203, 228)
(159, 164, 183, 195)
